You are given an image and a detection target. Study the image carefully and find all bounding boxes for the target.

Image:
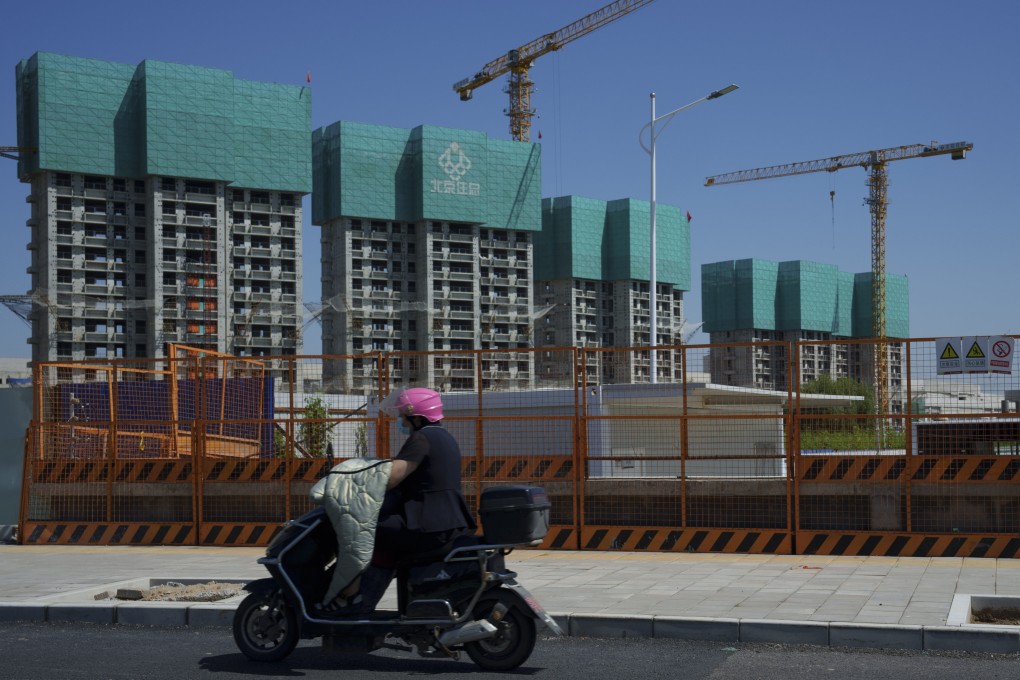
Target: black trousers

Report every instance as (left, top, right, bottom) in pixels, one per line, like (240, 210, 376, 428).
(373, 512, 464, 568)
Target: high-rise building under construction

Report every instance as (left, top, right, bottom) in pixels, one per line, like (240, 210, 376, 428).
(533, 196, 690, 383)
(701, 259, 909, 407)
(15, 52, 311, 364)
(312, 121, 541, 393)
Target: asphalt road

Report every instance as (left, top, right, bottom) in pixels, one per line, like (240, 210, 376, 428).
(2, 623, 1020, 680)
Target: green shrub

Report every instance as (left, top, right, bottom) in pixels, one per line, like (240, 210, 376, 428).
(299, 397, 330, 458)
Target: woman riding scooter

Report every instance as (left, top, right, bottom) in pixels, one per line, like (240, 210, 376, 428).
(319, 387, 476, 616)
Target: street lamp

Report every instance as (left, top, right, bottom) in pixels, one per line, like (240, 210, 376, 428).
(639, 84, 738, 383)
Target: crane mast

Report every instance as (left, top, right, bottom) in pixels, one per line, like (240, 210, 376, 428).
(705, 141, 972, 422)
(453, 0, 656, 142)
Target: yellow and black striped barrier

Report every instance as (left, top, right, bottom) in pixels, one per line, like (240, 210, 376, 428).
(577, 526, 791, 554)
(462, 456, 574, 482)
(21, 522, 196, 545)
(797, 456, 1020, 484)
(31, 460, 194, 484)
(796, 531, 1020, 558)
(198, 523, 283, 546)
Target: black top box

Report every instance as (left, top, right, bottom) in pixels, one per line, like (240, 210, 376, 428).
(479, 486, 551, 545)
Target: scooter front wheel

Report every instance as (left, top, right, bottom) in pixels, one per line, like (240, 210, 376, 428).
(464, 598, 537, 671)
(232, 589, 299, 662)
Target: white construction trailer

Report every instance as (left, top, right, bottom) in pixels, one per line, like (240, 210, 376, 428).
(365, 383, 859, 479)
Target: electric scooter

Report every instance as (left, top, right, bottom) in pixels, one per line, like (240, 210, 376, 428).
(232, 485, 562, 671)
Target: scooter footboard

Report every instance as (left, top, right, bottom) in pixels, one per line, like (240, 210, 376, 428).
(241, 577, 278, 595)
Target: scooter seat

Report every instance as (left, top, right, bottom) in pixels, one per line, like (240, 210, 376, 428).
(400, 534, 482, 567)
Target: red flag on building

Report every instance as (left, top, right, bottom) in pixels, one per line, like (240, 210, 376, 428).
(537, 130, 542, 140)
(686, 211, 692, 222)
(306, 71, 311, 84)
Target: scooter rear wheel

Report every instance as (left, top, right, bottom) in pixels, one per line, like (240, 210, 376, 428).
(232, 589, 299, 662)
(464, 599, 537, 671)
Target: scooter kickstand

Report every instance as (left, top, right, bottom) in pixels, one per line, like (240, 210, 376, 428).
(414, 640, 459, 660)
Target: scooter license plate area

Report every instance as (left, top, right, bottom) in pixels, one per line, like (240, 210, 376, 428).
(502, 581, 563, 636)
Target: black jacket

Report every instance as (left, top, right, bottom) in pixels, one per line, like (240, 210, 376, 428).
(393, 424, 476, 533)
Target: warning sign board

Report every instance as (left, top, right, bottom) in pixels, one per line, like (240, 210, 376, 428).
(963, 336, 989, 373)
(936, 338, 962, 375)
(941, 336, 1016, 375)
(989, 336, 1015, 375)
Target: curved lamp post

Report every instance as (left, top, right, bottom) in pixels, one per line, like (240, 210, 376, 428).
(639, 84, 738, 383)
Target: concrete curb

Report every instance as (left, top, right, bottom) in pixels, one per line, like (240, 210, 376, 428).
(739, 618, 829, 646)
(923, 625, 1020, 654)
(0, 603, 1018, 654)
(654, 616, 739, 641)
(116, 602, 188, 627)
(187, 603, 236, 628)
(47, 602, 115, 625)
(569, 613, 654, 638)
(0, 602, 45, 622)
(829, 622, 923, 650)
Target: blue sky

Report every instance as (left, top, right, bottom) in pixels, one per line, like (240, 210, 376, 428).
(1, 0, 1016, 357)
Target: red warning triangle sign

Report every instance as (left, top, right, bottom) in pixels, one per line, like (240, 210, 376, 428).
(940, 344, 959, 360)
(966, 342, 985, 358)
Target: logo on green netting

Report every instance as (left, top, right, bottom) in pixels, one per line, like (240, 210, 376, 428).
(432, 142, 481, 197)
(439, 142, 472, 181)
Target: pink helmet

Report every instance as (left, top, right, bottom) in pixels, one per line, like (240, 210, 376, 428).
(379, 387, 444, 422)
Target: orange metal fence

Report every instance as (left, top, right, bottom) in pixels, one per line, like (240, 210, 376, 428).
(19, 338, 1020, 557)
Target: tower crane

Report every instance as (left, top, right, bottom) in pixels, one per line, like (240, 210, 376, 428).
(453, 0, 656, 142)
(705, 140, 973, 417)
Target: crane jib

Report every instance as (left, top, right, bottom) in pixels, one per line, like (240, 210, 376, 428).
(455, 0, 656, 90)
(704, 141, 973, 187)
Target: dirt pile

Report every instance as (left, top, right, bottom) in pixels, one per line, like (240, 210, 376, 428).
(99, 581, 244, 603)
(972, 607, 1020, 625)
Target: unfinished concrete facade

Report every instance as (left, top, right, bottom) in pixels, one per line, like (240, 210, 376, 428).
(25, 174, 303, 361)
(15, 53, 311, 364)
(701, 259, 908, 408)
(313, 122, 541, 394)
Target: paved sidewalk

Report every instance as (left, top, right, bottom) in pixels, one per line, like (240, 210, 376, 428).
(2, 545, 1019, 652)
